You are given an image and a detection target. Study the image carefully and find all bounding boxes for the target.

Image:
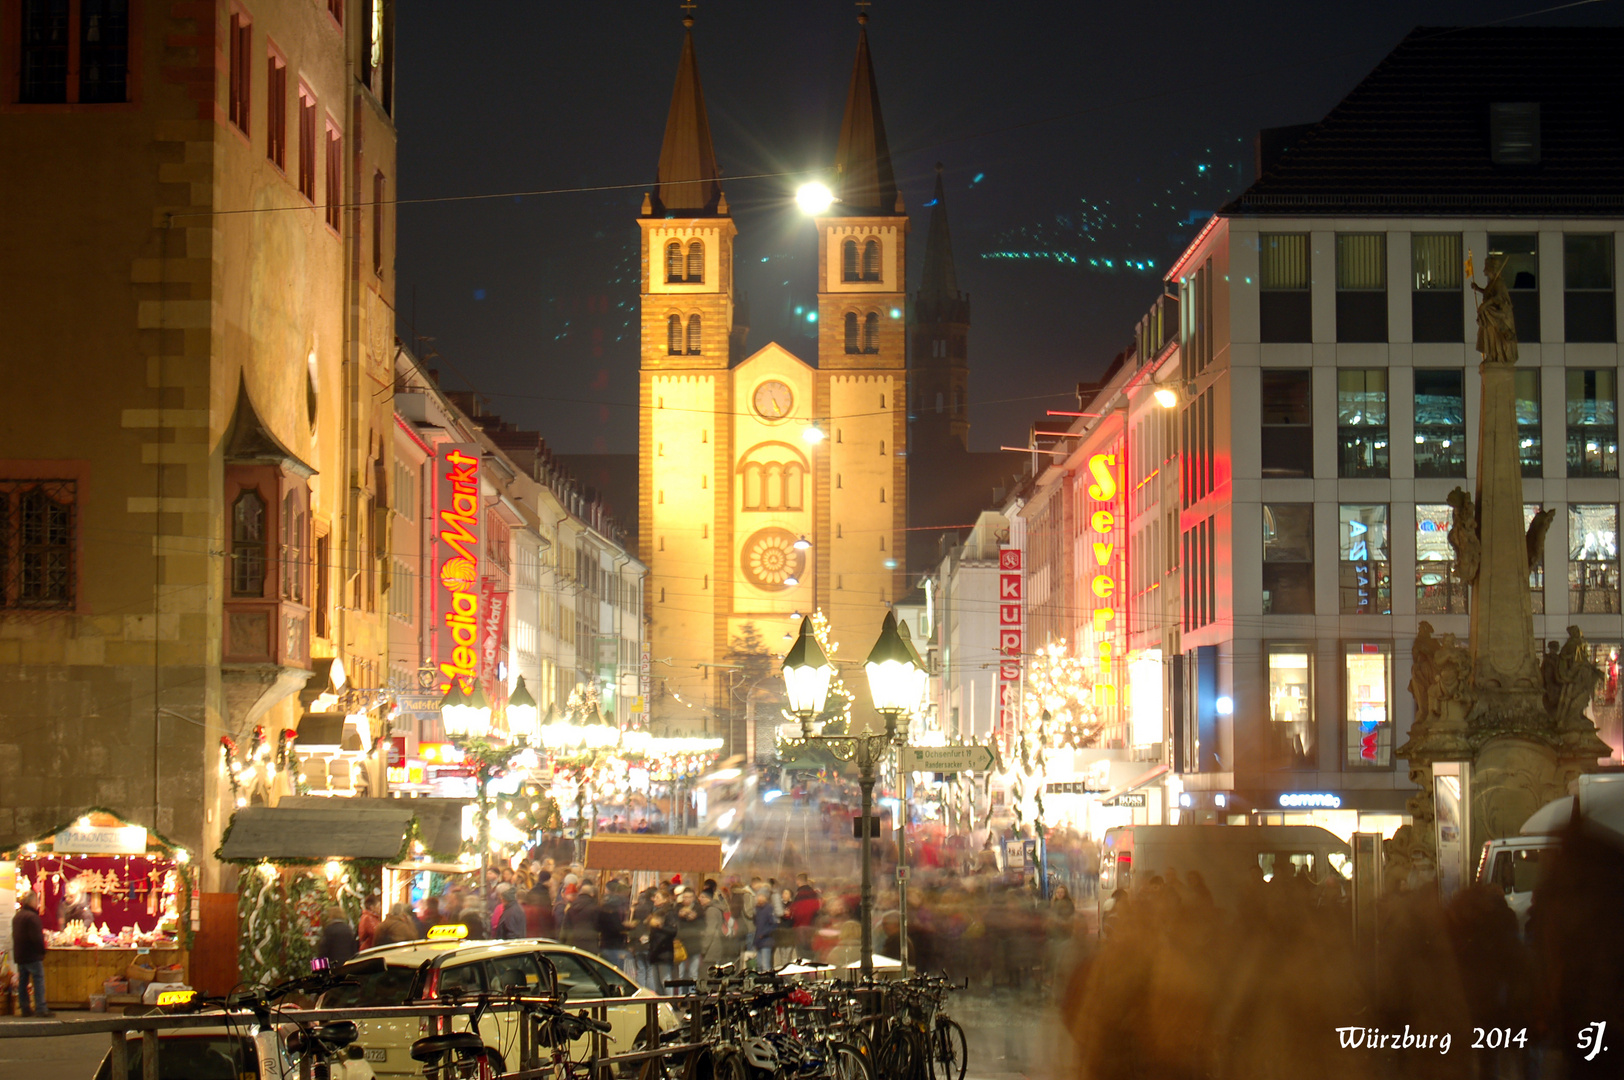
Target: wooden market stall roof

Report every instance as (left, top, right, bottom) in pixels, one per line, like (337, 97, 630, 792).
(276, 796, 470, 857)
(584, 834, 723, 874)
(219, 804, 414, 862)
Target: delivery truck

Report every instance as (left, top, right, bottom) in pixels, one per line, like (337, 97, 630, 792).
(1097, 823, 1349, 918)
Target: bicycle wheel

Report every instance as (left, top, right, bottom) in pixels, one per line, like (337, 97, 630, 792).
(927, 1020, 967, 1080)
(827, 1041, 873, 1080)
(876, 1029, 914, 1080)
(713, 1049, 748, 1080)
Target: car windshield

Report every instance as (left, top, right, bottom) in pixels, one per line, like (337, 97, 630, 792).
(96, 1036, 256, 1080)
(323, 965, 417, 1007)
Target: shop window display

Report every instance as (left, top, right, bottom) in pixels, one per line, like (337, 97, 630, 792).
(1267, 645, 1315, 769)
(1344, 642, 1393, 768)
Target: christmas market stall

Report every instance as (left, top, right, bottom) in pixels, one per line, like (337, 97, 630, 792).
(1, 810, 196, 1010)
(583, 834, 723, 896)
(217, 802, 415, 986)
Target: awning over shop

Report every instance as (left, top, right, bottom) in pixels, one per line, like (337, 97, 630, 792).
(1099, 764, 1170, 805)
(584, 834, 722, 875)
(275, 796, 470, 856)
(220, 804, 414, 861)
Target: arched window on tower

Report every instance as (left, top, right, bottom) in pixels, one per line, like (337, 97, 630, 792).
(843, 239, 859, 282)
(783, 463, 803, 509)
(668, 314, 683, 355)
(743, 462, 763, 510)
(764, 464, 783, 509)
(844, 312, 859, 353)
(687, 240, 704, 283)
(863, 312, 879, 353)
(863, 239, 881, 281)
(687, 314, 702, 355)
(665, 241, 683, 283)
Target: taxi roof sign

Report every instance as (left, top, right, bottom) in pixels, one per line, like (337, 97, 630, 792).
(156, 989, 196, 1007)
(426, 923, 468, 940)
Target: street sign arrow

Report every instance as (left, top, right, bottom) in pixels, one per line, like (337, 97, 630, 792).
(901, 744, 997, 774)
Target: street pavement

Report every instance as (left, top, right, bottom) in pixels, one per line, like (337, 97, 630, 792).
(0, 1015, 109, 1075)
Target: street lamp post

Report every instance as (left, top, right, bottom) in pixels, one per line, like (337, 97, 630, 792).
(440, 679, 495, 901)
(781, 612, 920, 982)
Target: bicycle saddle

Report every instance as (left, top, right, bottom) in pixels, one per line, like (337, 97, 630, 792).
(410, 1032, 485, 1063)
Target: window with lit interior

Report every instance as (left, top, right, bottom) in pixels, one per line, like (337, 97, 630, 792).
(1267, 644, 1315, 770)
(1569, 504, 1620, 614)
(1416, 503, 1466, 614)
(1337, 369, 1389, 478)
(1413, 369, 1466, 478)
(1566, 369, 1618, 478)
(1338, 504, 1390, 615)
(1343, 642, 1393, 768)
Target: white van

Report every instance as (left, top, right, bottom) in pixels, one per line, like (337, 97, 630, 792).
(1098, 824, 1350, 915)
(1476, 772, 1624, 932)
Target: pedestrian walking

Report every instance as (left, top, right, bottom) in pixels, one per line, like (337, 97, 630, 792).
(752, 887, 778, 971)
(789, 875, 821, 960)
(564, 883, 603, 953)
(598, 880, 633, 974)
(646, 890, 678, 993)
(494, 884, 527, 940)
(357, 894, 382, 951)
(11, 890, 51, 1017)
(375, 902, 420, 946)
(316, 905, 359, 967)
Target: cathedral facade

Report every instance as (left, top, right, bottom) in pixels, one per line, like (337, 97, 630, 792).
(638, 17, 908, 747)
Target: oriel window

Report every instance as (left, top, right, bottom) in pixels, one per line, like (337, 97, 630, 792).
(232, 490, 268, 597)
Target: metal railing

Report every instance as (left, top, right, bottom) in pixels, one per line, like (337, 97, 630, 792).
(0, 995, 706, 1080)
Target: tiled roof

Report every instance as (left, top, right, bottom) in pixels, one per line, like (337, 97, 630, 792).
(1224, 27, 1624, 217)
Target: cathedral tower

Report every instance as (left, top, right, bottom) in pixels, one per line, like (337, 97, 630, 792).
(639, 10, 909, 747)
(909, 165, 971, 453)
(814, 9, 910, 641)
(639, 13, 737, 726)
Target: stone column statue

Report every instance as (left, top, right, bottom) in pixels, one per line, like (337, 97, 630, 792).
(1393, 253, 1610, 893)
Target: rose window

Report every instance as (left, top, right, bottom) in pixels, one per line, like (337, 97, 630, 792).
(742, 528, 806, 590)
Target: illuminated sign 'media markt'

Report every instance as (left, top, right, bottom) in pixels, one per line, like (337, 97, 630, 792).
(434, 444, 484, 693)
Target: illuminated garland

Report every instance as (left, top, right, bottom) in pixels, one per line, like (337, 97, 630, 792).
(1022, 640, 1103, 750)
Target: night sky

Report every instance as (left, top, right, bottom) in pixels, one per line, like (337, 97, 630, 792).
(394, 0, 1618, 462)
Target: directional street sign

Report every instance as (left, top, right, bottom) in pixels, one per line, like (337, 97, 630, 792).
(900, 744, 997, 774)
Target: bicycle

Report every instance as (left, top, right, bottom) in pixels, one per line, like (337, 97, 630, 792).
(409, 989, 613, 1080)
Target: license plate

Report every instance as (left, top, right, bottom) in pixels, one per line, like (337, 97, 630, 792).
(364, 1049, 387, 1062)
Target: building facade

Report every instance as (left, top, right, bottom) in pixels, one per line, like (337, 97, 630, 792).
(383, 357, 647, 796)
(638, 15, 908, 746)
(0, 0, 397, 883)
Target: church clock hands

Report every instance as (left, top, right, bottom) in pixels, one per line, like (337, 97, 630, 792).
(752, 380, 793, 421)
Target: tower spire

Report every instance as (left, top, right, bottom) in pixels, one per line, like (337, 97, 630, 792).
(652, 8, 722, 216)
(919, 164, 960, 305)
(833, 6, 900, 216)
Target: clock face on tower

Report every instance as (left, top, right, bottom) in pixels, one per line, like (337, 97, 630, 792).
(752, 380, 794, 421)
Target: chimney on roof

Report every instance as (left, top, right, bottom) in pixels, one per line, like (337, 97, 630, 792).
(1254, 123, 1315, 178)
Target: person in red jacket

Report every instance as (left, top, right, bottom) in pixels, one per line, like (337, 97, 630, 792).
(788, 874, 821, 960)
(11, 890, 51, 1017)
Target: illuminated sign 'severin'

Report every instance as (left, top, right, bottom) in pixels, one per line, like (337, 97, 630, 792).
(435, 445, 484, 693)
(1086, 450, 1123, 710)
